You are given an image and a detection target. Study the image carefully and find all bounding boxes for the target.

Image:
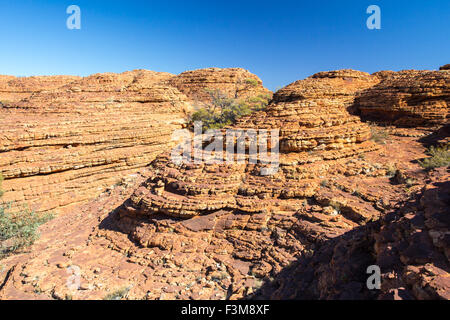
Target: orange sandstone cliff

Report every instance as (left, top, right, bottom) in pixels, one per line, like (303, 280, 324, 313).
(0, 67, 448, 300)
(0, 68, 269, 213)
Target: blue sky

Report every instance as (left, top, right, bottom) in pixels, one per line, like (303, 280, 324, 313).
(0, 0, 448, 90)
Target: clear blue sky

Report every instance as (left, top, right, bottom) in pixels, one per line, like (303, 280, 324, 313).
(0, 0, 448, 90)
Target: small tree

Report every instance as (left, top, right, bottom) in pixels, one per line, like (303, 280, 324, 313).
(419, 144, 450, 170)
(0, 174, 53, 259)
(189, 89, 270, 131)
(235, 78, 260, 98)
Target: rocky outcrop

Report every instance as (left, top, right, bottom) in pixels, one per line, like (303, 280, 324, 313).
(0, 127, 437, 300)
(168, 67, 272, 103)
(102, 70, 401, 299)
(355, 70, 449, 127)
(236, 69, 380, 153)
(251, 167, 449, 300)
(0, 68, 447, 301)
(0, 75, 81, 104)
(376, 167, 450, 300)
(0, 68, 269, 213)
(0, 70, 189, 213)
(120, 69, 381, 220)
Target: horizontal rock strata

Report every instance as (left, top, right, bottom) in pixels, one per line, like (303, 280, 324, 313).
(0, 75, 81, 104)
(0, 68, 270, 213)
(122, 69, 381, 220)
(168, 67, 272, 103)
(0, 68, 447, 300)
(251, 167, 449, 300)
(356, 70, 449, 126)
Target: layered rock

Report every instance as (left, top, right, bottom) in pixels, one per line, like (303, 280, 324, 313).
(0, 68, 447, 301)
(0, 130, 435, 300)
(376, 167, 450, 300)
(355, 70, 450, 127)
(251, 167, 449, 300)
(0, 68, 270, 213)
(107, 69, 449, 300)
(168, 67, 272, 103)
(236, 69, 380, 154)
(0, 70, 189, 213)
(104, 70, 394, 299)
(0, 75, 81, 104)
(121, 69, 381, 220)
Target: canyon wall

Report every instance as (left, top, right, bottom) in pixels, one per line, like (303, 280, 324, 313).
(355, 69, 449, 127)
(0, 67, 448, 300)
(108, 68, 448, 300)
(0, 68, 269, 213)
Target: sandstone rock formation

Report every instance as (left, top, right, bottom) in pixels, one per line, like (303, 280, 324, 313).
(0, 75, 81, 104)
(168, 67, 271, 103)
(0, 129, 436, 300)
(0, 68, 448, 301)
(120, 69, 381, 220)
(251, 167, 449, 300)
(0, 68, 269, 213)
(376, 167, 449, 300)
(355, 70, 449, 127)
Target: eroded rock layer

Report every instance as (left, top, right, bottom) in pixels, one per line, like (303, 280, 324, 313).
(0, 75, 81, 104)
(251, 167, 449, 300)
(122, 70, 381, 220)
(168, 67, 272, 103)
(0, 68, 270, 213)
(356, 70, 450, 126)
(0, 68, 448, 301)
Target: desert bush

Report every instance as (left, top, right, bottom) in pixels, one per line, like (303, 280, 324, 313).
(189, 89, 271, 131)
(244, 78, 259, 87)
(0, 175, 53, 259)
(385, 163, 397, 177)
(369, 125, 390, 144)
(103, 286, 131, 300)
(246, 93, 272, 111)
(419, 144, 450, 170)
(0, 175, 3, 198)
(320, 180, 329, 188)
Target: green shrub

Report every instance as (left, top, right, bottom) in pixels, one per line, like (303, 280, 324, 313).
(246, 93, 272, 111)
(0, 175, 3, 198)
(103, 287, 131, 300)
(419, 144, 450, 170)
(190, 89, 270, 131)
(0, 175, 53, 259)
(370, 125, 390, 144)
(244, 78, 259, 87)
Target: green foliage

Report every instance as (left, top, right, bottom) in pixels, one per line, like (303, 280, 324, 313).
(0, 100, 13, 108)
(320, 180, 329, 188)
(370, 125, 390, 144)
(103, 287, 131, 300)
(0, 175, 3, 198)
(0, 175, 53, 259)
(244, 78, 259, 87)
(189, 89, 271, 131)
(419, 144, 450, 170)
(385, 163, 397, 177)
(246, 93, 272, 111)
